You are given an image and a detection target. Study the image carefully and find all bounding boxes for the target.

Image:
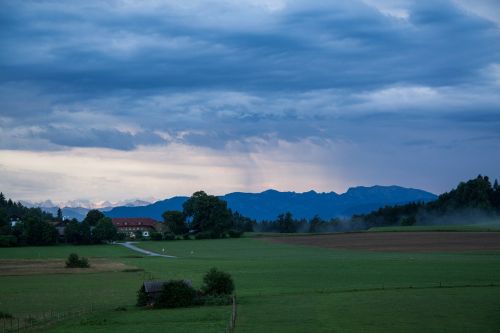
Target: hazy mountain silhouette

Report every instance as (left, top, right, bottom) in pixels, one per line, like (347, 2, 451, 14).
(105, 186, 436, 221)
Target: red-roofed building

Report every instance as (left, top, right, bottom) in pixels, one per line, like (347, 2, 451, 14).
(112, 218, 161, 237)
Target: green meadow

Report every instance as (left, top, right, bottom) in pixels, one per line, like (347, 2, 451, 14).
(1, 237, 500, 332)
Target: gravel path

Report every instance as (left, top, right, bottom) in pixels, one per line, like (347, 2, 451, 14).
(117, 242, 176, 258)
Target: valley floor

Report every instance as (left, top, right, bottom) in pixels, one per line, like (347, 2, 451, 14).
(0, 233, 499, 332)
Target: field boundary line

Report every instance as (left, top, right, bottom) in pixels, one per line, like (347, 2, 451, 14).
(251, 282, 500, 299)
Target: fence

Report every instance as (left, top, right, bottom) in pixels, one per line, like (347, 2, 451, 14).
(224, 295, 237, 333)
(1, 305, 94, 333)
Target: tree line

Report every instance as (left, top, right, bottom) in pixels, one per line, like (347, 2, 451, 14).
(352, 175, 500, 228)
(254, 213, 345, 233)
(0, 193, 118, 247)
(0, 193, 59, 246)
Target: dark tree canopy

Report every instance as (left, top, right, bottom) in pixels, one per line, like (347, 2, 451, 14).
(83, 209, 105, 226)
(162, 210, 188, 235)
(353, 175, 500, 227)
(56, 208, 63, 222)
(183, 191, 232, 238)
(92, 217, 118, 243)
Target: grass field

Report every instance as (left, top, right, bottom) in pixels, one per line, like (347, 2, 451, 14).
(1, 235, 500, 332)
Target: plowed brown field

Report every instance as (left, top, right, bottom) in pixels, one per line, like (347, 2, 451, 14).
(0, 258, 138, 276)
(265, 232, 500, 252)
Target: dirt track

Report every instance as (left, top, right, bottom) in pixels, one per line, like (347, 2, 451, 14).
(265, 232, 500, 252)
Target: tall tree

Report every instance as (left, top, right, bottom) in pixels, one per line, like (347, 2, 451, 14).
(162, 210, 188, 235)
(183, 191, 231, 237)
(92, 217, 118, 243)
(277, 212, 295, 233)
(65, 219, 82, 244)
(57, 208, 63, 222)
(83, 209, 104, 226)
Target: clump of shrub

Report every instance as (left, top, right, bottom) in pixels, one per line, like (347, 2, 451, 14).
(0, 235, 18, 247)
(162, 232, 176, 241)
(116, 233, 126, 241)
(155, 281, 197, 309)
(0, 311, 14, 319)
(136, 268, 234, 309)
(150, 232, 163, 241)
(136, 285, 149, 307)
(201, 268, 234, 296)
(114, 306, 127, 311)
(194, 232, 212, 240)
(65, 253, 90, 268)
(227, 229, 243, 238)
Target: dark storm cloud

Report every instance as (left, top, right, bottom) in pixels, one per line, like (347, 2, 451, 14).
(0, 0, 499, 152)
(36, 127, 167, 151)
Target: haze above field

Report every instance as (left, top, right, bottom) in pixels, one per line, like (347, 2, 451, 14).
(0, 0, 499, 202)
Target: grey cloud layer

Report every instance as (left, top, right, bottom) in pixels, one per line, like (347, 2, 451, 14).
(0, 0, 499, 152)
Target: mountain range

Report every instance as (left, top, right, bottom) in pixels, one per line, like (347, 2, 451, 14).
(104, 186, 437, 222)
(21, 199, 153, 221)
(27, 186, 436, 221)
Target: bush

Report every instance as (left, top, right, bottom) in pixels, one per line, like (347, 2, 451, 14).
(116, 233, 126, 241)
(228, 229, 243, 238)
(0, 235, 17, 247)
(65, 253, 90, 268)
(136, 285, 149, 307)
(150, 232, 163, 241)
(401, 216, 417, 226)
(155, 280, 196, 308)
(0, 311, 13, 319)
(201, 268, 234, 296)
(195, 231, 215, 240)
(163, 232, 176, 241)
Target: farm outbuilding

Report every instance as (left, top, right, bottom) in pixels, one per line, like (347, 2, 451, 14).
(141, 280, 193, 306)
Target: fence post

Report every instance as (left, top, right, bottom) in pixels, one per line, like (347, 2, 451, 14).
(16, 318, 19, 333)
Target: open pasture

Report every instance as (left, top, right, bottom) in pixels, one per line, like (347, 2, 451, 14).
(1, 234, 500, 332)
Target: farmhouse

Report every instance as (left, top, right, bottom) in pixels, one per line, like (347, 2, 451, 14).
(111, 217, 161, 238)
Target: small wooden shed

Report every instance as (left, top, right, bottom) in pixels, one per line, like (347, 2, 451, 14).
(142, 280, 193, 306)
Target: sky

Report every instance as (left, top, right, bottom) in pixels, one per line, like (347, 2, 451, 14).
(0, 0, 499, 203)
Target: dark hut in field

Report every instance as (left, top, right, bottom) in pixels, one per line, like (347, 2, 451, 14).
(141, 280, 193, 306)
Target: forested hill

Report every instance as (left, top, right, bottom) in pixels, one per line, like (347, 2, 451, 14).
(353, 175, 500, 228)
(106, 186, 437, 221)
